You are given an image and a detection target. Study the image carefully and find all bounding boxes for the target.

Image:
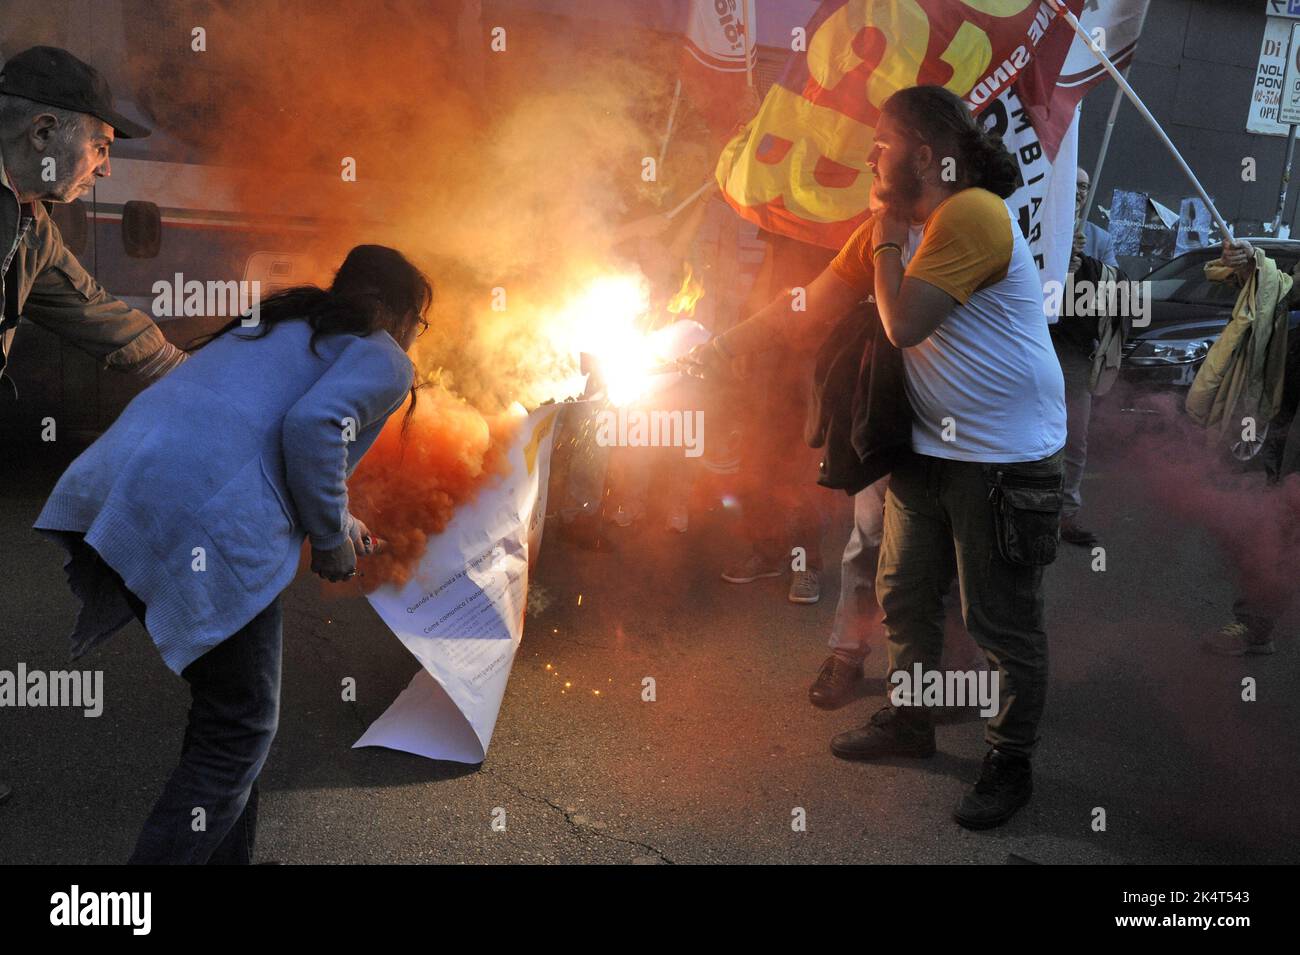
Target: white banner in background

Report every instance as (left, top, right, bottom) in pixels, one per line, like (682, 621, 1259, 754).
(684, 0, 757, 74)
(354, 405, 562, 763)
(1053, 0, 1148, 93)
(980, 86, 1078, 319)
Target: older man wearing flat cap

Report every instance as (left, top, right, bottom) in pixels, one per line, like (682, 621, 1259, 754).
(0, 45, 185, 813)
(0, 45, 186, 400)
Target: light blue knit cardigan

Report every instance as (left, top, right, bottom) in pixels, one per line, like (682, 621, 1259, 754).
(35, 319, 413, 674)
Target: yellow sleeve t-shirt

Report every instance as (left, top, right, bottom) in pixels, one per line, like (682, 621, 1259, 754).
(830, 187, 1066, 464)
(905, 188, 1012, 302)
(829, 188, 1012, 297)
(830, 213, 925, 295)
(829, 213, 881, 294)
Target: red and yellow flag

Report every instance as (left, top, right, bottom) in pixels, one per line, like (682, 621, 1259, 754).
(716, 0, 1085, 249)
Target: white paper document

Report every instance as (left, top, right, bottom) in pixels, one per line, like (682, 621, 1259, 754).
(354, 405, 561, 763)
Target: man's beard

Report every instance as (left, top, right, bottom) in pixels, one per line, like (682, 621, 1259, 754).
(876, 158, 923, 213)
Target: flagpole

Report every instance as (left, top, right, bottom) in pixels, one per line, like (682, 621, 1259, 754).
(1083, 2, 1152, 223)
(1047, 0, 1232, 240)
(740, 0, 754, 88)
(665, 180, 715, 219)
(658, 78, 682, 170)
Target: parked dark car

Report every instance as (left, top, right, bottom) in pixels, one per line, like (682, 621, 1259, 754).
(1120, 238, 1300, 389)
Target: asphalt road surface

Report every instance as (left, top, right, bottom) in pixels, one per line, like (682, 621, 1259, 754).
(2, 399, 1297, 865)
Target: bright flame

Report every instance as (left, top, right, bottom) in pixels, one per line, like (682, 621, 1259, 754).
(546, 272, 660, 405)
(665, 262, 705, 317)
(540, 267, 706, 406)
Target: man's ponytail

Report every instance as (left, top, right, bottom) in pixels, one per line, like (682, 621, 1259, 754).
(960, 126, 1020, 199)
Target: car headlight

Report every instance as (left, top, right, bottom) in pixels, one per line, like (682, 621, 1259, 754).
(1126, 339, 1212, 365)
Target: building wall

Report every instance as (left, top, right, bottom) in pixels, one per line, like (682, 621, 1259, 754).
(1079, 0, 1299, 244)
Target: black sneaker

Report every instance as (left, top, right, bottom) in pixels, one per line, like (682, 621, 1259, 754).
(809, 654, 866, 710)
(953, 748, 1033, 830)
(830, 705, 935, 761)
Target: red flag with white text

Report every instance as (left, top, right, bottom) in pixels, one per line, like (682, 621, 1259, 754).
(1017, 0, 1151, 160)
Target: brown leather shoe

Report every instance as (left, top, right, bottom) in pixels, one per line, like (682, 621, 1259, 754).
(1060, 516, 1098, 547)
(808, 654, 865, 709)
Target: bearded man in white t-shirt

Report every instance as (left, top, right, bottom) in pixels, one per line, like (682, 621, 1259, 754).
(688, 86, 1066, 830)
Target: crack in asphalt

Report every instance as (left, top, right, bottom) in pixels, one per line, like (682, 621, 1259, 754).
(293, 604, 671, 861)
(480, 767, 674, 864)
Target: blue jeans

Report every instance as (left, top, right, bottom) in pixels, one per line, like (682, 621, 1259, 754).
(126, 597, 283, 865)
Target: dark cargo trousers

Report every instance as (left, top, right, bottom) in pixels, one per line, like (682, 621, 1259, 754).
(876, 448, 1064, 758)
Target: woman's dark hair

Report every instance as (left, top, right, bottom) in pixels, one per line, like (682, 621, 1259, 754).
(190, 244, 433, 428)
(881, 86, 1021, 199)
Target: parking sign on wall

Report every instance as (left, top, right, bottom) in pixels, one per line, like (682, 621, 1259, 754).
(1282, 23, 1300, 124)
(1250, 17, 1293, 134)
(1267, 0, 1300, 20)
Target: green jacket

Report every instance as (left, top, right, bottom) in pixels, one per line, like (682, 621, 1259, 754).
(1192, 248, 1299, 480)
(1187, 249, 1290, 440)
(1, 148, 183, 395)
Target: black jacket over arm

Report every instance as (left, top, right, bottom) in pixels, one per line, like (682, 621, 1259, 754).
(805, 299, 911, 495)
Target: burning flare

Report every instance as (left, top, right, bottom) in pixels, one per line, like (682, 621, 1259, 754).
(549, 266, 705, 406)
(340, 262, 706, 589)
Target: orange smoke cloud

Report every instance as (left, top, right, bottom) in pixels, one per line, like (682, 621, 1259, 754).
(109, 0, 703, 412)
(337, 385, 520, 594)
(9, 0, 719, 584)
